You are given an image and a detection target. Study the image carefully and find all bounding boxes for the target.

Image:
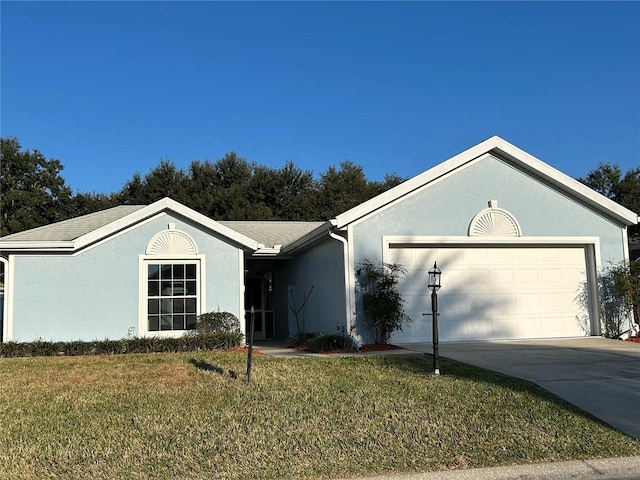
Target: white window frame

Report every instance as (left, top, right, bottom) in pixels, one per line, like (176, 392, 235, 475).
(138, 253, 206, 338)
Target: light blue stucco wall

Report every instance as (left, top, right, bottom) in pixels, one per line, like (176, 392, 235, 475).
(8, 213, 244, 342)
(352, 155, 627, 268)
(349, 155, 631, 343)
(275, 236, 346, 337)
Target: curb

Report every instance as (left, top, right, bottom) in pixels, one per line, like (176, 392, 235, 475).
(331, 456, 640, 480)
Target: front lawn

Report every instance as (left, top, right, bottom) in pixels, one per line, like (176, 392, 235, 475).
(1, 352, 638, 480)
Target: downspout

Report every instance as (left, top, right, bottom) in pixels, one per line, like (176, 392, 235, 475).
(328, 228, 362, 348)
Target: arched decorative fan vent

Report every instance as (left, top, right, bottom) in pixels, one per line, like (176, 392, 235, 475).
(468, 201, 522, 237)
(146, 230, 198, 255)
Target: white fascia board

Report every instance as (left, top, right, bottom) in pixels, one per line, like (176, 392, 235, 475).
(0, 241, 76, 252)
(75, 198, 259, 251)
(489, 138, 638, 226)
(334, 136, 504, 229)
(281, 221, 333, 254)
(334, 135, 638, 229)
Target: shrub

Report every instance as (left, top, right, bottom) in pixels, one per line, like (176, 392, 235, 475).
(306, 333, 356, 353)
(288, 332, 319, 349)
(196, 311, 241, 334)
(0, 332, 243, 358)
(357, 259, 411, 344)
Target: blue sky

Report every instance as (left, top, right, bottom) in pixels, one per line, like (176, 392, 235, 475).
(2, 1, 639, 195)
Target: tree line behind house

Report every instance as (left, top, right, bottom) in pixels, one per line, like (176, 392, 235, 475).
(1, 136, 638, 245)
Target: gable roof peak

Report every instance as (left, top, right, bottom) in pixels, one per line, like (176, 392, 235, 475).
(333, 136, 638, 228)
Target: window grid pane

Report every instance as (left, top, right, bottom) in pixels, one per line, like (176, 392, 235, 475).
(147, 262, 198, 332)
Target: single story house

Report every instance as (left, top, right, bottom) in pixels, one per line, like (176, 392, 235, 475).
(1, 136, 638, 345)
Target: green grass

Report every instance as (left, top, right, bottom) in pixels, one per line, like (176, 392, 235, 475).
(1, 352, 638, 480)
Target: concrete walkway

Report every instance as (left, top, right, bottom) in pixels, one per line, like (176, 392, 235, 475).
(401, 337, 640, 440)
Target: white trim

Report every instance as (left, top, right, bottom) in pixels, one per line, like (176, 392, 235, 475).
(0, 257, 8, 342)
(138, 254, 205, 338)
(468, 205, 522, 237)
(585, 245, 601, 335)
(334, 136, 638, 229)
(622, 227, 630, 262)
(146, 229, 198, 255)
(384, 234, 601, 248)
(238, 250, 246, 340)
(0, 197, 260, 253)
(4, 256, 15, 342)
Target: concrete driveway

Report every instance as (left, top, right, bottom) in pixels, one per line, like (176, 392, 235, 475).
(400, 337, 640, 439)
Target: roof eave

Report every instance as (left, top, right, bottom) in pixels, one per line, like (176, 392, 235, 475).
(334, 135, 638, 228)
(488, 142, 638, 226)
(0, 241, 76, 252)
(282, 221, 333, 254)
(75, 198, 260, 251)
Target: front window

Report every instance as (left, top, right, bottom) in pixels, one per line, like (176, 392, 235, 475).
(147, 263, 198, 331)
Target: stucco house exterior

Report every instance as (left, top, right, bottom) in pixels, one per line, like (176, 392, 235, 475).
(1, 136, 638, 345)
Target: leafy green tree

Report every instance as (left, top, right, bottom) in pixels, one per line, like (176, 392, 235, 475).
(577, 163, 640, 243)
(249, 161, 316, 220)
(70, 191, 119, 217)
(210, 152, 257, 219)
(118, 159, 189, 205)
(316, 161, 371, 219)
(1, 137, 73, 235)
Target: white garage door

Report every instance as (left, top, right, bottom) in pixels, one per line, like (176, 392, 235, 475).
(388, 245, 590, 343)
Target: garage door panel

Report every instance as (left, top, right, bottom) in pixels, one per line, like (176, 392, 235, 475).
(491, 269, 515, 286)
(516, 269, 540, 286)
(389, 245, 590, 343)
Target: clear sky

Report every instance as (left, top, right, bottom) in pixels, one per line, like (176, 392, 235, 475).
(2, 1, 639, 195)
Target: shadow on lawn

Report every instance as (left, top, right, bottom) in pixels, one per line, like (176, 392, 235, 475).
(188, 358, 239, 379)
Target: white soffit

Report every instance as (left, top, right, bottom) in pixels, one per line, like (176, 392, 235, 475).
(333, 136, 638, 228)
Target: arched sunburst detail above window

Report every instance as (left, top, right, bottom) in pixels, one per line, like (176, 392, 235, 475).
(468, 201, 522, 237)
(146, 229, 198, 255)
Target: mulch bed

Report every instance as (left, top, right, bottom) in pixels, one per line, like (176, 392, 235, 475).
(625, 337, 640, 343)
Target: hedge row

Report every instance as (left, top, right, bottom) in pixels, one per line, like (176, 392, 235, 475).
(0, 332, 244, 358)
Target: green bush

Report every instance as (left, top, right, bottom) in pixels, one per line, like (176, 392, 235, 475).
(357, 259, 411, 344)
(0, 332, 243, 358)
(288, 332, 356, 353)
(306, 334, 356, 353)
(196, 311, 241, 334)
(288, 332, 319, 348)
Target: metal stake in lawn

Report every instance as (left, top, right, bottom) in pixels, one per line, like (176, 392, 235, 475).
(247, 305, 255, 383)
(423, 262, 442, 376)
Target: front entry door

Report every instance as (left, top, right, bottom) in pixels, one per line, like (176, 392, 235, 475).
(245, 273, 274, 341)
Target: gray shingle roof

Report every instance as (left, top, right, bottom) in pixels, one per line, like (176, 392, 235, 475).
(0, 204, 327, 251)
(219, 221, 326, 248)
(0, 205, 146, 242)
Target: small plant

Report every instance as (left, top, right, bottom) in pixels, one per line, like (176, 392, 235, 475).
(288, 285, 314, 335)
(196, 310, 241, 334)
(357, 259, 411, 344)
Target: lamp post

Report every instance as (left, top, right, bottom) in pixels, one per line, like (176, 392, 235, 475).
(428, 262, 442, 376)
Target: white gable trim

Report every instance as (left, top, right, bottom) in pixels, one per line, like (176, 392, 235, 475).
(0, 198, 260, 253)
(335, 136, 638, 228)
